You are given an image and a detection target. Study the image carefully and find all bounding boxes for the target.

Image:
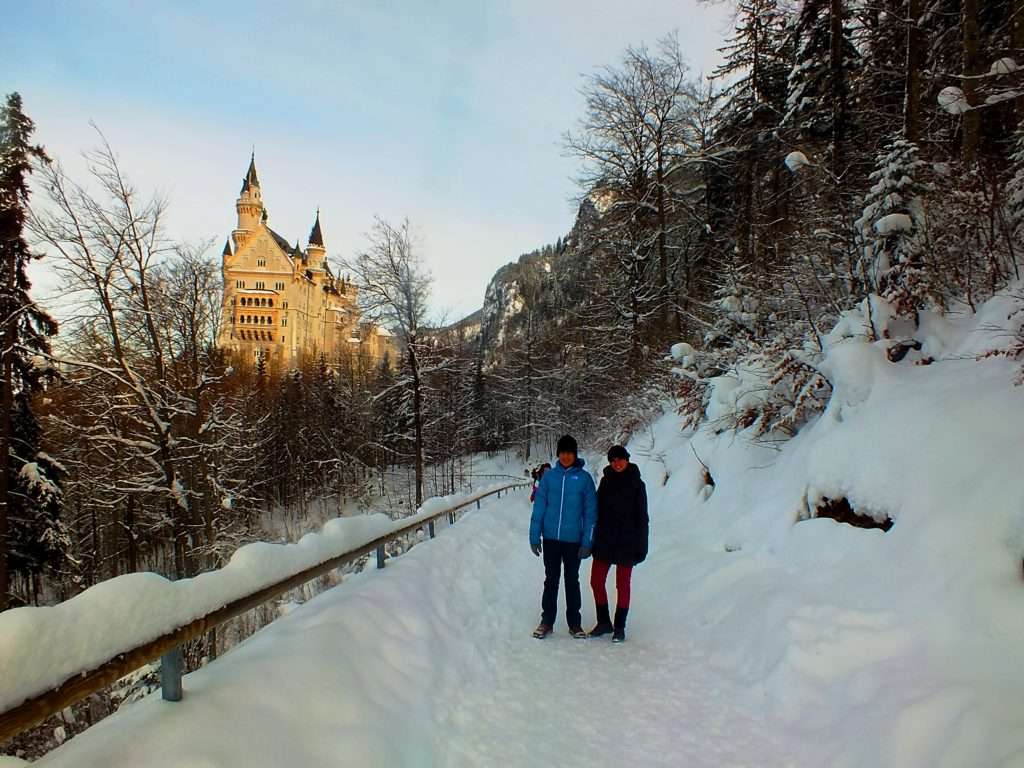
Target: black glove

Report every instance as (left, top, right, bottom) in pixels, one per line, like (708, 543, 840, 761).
(578, 545, 592, 560)
(531, 542, 542, 557)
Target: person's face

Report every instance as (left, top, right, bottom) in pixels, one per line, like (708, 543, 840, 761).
(610, 457, 628, 473)
(558, 451, 575, 468)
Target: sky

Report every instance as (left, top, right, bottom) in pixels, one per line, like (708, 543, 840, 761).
(5, 0, 733, 320)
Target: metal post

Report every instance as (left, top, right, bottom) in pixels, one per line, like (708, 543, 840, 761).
(376, 544, 385, 569)
(449, 511, 455, 525)
(161, 646, 184, 702)
(428, 520, 435, 538)
(476, 499, 481, 510)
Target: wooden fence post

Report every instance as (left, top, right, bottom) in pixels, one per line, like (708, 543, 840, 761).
(376, 545, 385, 569)
(160, 646, 184, 702)
(428, 521, 435, 538)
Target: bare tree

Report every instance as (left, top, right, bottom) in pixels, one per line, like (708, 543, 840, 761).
(28, 135, 250, 579)
(564, 35, 696, 346)
(341, 217, 431, 506)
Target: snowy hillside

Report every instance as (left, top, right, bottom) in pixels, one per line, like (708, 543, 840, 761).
(8, 289, 1024, 767)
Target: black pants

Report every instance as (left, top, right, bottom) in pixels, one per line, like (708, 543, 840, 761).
(541, 539, 581, 627)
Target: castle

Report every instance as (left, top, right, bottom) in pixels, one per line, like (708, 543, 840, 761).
(217, 155, 394, 368)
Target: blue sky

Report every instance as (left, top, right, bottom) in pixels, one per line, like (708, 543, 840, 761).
(6, 0, 732, 319)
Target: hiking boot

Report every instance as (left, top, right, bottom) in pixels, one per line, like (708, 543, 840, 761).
(589, 604, 613, 638)
(532, 622, 553, 639)
(568, 625, 588, 639)
(612, 607, 629, 643)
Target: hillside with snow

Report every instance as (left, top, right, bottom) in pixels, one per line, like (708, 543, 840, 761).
(8, 287, 1022, 767)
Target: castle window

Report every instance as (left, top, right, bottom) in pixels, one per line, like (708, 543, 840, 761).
(236, 280, 245, 289)
(281, 317, 287, 327)
(257, 259, 266, 267)
(283, 301, 288, 309)
(275, 282, 284, 291)
(268, 299, 273, 307)
(256, 281, 265, 290)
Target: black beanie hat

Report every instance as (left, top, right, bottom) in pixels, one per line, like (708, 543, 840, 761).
(607, 445, 629, 461)
(556, 434, 578, 457)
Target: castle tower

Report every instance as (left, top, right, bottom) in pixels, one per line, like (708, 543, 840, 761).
(307, 209, 326, 271)
(233, 153, 263, 250)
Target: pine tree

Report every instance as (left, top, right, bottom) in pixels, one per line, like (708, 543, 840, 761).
(784, 0, 860, 178)
(1008, 126, 1024, 254)
(855, 138, 931, 328)
(0, 93, 61, 609)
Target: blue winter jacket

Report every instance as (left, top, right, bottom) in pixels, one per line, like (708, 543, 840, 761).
(529, 458, 598, 548)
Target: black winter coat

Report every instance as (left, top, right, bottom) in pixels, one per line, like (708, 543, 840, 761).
(593, 463, 649, 566)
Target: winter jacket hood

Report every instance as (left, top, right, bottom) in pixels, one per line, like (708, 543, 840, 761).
(529, 457, 598, 548)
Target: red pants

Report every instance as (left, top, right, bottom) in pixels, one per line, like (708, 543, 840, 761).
(590, 558, 632, 609)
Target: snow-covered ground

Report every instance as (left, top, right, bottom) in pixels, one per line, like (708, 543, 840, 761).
(6, 289, 1024, 767)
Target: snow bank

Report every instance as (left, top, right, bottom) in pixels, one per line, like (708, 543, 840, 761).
(639, 285, 1024, 766)
(0, 483, 518, 714)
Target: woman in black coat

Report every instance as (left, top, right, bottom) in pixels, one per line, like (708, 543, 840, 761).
(589, 445, 649, 642)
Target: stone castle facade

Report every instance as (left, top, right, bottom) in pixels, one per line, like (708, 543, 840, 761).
(217, 156, 394, 367)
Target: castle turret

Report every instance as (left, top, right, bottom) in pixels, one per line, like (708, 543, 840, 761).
(233, 153, 263, 250)
(307, 209, 326, 271)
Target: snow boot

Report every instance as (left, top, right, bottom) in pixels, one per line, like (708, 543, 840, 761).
(533, 622, 553, 639)
(589, 604, 613, 638)
(568, 625, 588, 639)
(612, 607, 628, 643)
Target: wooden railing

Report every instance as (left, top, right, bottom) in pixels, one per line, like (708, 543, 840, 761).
(0, 482, 529, 744)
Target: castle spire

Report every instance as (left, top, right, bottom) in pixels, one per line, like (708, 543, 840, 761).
(240, 152, 260, 193)
(234, 152, 264, 248)
(308, 208, 324, 247)
(222, 238, 232, 257)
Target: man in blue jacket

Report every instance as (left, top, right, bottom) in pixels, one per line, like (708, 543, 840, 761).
(530, 434, 598, 639)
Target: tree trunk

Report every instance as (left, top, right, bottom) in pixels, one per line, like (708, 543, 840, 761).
(409, 340, 424, 508)
(1014, 0, 1024, 126)
(656, 144, 670, 332)
(126, 495, 138, 573)
(904, 0, 923, 142)
(962, 0, 981, 163)
(830, 0, 848, 180)
(0, 243, 12, 612)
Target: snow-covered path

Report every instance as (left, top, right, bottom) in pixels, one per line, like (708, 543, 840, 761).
(435, 497, 794, 768)
(34, 492, 800, 768)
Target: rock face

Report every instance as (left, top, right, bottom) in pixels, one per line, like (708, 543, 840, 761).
(470, 199, 601, 367)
